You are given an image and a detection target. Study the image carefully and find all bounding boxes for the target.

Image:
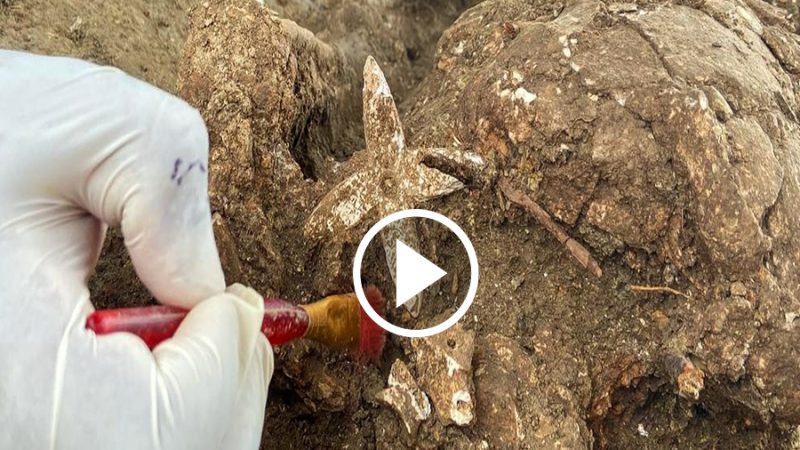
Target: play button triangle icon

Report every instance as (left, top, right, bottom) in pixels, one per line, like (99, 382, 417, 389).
(395, 239, 447, 308)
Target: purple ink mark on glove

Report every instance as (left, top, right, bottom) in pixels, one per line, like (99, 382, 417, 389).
(187, 160, 207, 174)
(172, 158, 207, 186)
(171, 158, 183, 181)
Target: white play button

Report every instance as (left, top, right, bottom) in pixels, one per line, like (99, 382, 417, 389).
(395, 239, 447, 308)
(353, 209, 479, 338)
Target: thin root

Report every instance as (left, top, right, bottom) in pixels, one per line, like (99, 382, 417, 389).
(629, 284, 691, 299)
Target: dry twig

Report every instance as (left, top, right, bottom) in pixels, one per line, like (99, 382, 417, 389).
(498, 177, 603, 278)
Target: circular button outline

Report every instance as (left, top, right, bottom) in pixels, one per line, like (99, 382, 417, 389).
(353, 208, 479, 338)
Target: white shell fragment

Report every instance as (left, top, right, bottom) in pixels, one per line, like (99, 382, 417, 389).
(411, 322, 476, 426)
(375, 359, 432, 435)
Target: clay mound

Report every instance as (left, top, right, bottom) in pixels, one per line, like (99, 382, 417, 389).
(178, 0, 800, 448)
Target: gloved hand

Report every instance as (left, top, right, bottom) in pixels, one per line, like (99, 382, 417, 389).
(0, 50, 274, 449)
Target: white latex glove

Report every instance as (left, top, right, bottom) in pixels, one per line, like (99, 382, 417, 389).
(0, 50, 274, 450)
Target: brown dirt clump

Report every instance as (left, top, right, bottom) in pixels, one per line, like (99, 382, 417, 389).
(264, 0, 478, 106)
(402, 0, 800, 448)
(0, 0, 195, 92)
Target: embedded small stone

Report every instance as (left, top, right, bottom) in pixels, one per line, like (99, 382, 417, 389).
(664, 354, 705, 400)
(730, 281, 747, 297)
(608, 3, 638, 14)
(702, 86, 734, 121)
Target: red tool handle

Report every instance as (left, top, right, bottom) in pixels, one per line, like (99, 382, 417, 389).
(86, 297, 310, 349)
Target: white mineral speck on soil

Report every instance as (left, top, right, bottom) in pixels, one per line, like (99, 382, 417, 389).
(445, 355, 461, 377)
(512, 87, 536, 104)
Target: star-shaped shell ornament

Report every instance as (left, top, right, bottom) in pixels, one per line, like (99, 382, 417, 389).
(304, 57, 469, 316)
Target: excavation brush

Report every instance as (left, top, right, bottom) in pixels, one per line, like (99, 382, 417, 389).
(86, 287, 386, 363)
